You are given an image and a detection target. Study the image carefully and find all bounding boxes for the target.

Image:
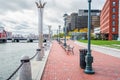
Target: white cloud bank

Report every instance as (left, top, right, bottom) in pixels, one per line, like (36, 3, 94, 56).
(0, 0, 105, 35)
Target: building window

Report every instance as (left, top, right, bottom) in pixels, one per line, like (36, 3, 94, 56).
(112, 21, 115, 26)
(112, 2, 116, 6)
(112, 28, 115, 32)
(112, 8, 116, 12)
(112, 14, 116, 19)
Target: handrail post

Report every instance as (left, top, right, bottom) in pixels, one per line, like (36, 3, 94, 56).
(36, 49, 42, 61)
(19, 56, 32, 80)
(43, 43, 47, 50)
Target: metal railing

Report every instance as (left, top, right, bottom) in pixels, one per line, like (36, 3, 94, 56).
(6, 51, 39, 80)
(6, 63, 24, 80)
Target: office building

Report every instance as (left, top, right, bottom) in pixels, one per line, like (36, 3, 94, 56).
(100, 0, 119, 40)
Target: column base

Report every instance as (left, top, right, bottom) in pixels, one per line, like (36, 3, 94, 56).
(64, 43, 66, 47)
(84, 69, 95, 74)
(36, 49, 43, 61)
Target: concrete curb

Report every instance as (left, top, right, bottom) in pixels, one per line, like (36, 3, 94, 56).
(32, 44, 52, 80)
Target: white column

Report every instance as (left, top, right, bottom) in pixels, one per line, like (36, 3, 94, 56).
(36, 1, 46, 60)
(38, 8, 44, 57)
(48, 26, 51, 43)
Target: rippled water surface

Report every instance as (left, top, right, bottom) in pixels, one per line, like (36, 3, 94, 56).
(0, 43, 38, 80)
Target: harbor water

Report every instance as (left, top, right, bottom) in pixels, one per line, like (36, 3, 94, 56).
(0, 42, 38, 80)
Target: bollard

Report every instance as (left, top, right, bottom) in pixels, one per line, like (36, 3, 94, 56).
(44, 43, 47, 51)
(42, 46, 45, 57)
(36, 49, 43, 61)
(47, 41, 50, 47)
(46, 41, 49, 50)
(19, 56, 32, 80)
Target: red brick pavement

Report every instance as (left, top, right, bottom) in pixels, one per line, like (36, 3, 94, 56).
(41, 40, 120, 80)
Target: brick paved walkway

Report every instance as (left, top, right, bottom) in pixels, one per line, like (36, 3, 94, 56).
(41, 40, 120, 80)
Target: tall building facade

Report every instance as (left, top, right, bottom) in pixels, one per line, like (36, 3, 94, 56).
(100, 0, 119, 40)
(78, 9, 100, 32)
(78, 9, 100, 16)
(70, 13, 78, 30)
(66, 10, 100, 32)
(66, 15, 71, 32)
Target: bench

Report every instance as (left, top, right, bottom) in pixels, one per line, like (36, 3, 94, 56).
(59, 41, 74, 55)
(59, 41, 65, 49)
(65, 45, 74, 55)
(61, 43, 66, 51)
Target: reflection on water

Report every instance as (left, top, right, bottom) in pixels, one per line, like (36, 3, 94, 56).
(0, 43, 38, 80)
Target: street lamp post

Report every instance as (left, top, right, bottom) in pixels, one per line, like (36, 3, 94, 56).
(50, 31, 53, 41)
(58, 25, 61, 43)
(63, 13, 68, 47)
(57, 30, 59, 41)
(48, 25, 52, 43)
(84, 0, 95, 74)
(35, 0, 46, 61)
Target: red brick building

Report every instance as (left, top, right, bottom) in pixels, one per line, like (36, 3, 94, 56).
(100, 0, 119, 40)
(0, 27, 7, 42)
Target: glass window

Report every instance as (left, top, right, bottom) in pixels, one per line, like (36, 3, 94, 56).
(112, 2, 116, 6)
(112, 8, 116, 12)
(112, 21, 115, 26)
(112, 14, 116, 19)
(112, 28, 115, 32)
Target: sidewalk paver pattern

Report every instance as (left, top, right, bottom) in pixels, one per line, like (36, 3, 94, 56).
(41, 40, 120, 80)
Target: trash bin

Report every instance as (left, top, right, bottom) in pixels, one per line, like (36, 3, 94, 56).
(79, 49, 87, 69)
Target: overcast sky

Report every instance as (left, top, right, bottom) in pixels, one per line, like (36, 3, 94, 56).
(0, 0, 105, 35)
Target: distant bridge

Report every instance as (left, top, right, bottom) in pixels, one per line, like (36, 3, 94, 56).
(7, 38, 38, 42)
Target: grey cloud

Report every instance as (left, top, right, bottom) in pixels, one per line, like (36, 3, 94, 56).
(46, 0, 105, 13)
(48, 17, 62, 23)
(14, 23, 30, 30)
(0, 0, 33, 13)
(0, 0, 107, 35)
(91, 0, 106, 9)
(20, 24, 29, 28)
(4, 20, 17, 24)
(0, 22, 6, 27)
(12, 30, 29, 34)
(0, 0, 106, 14)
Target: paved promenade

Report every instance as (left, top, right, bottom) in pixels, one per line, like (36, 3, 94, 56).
(41, 40, 120, 80)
